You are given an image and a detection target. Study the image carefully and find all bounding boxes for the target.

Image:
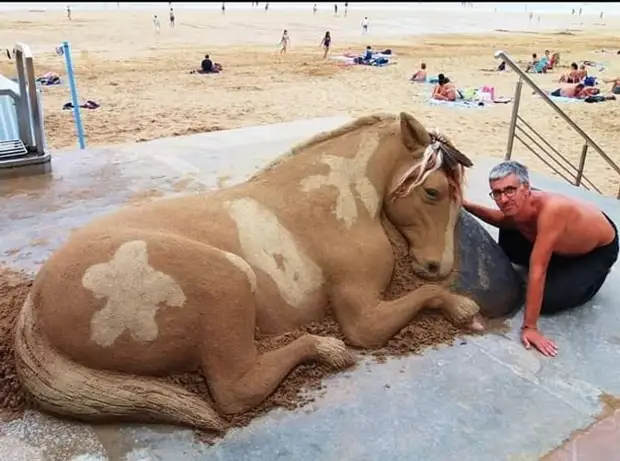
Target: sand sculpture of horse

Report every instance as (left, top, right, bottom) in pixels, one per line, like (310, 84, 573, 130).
(14, 112, 478, 432)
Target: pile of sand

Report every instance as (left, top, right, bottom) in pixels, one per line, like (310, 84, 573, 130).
(0, 266, 33, 422)
(0, 222, 465, 438)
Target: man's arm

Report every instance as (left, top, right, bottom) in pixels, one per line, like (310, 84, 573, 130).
(522, 206, 566, 329)
(462, 200, 515, 229)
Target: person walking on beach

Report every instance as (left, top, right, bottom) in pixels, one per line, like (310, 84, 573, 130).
(361, 17, 369, 34)
(334, 4, 338, 16)
(265, 2, 269, 12)
(66, 5, 71, 20)
(320, 31, 331, 59)
(279, 30, 290, 54)
(153, 15, 161, 34)
(313, 4, 317, 14)
(169, 8, 175, 27)
(344, 2, 348, 17)
(221, 2, 226, 14)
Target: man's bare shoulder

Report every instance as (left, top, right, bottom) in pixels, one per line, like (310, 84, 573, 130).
(537, 190, 605, 225)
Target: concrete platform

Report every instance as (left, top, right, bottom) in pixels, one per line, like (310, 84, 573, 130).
(1, 117, 619, 461)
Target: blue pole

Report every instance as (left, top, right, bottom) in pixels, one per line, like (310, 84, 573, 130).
(62, 41, 86, 149)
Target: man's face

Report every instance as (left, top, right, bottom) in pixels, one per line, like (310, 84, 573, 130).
(489, 174, 528, 216)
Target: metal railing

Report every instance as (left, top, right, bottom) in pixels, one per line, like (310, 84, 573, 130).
(0, 43, 51, 177)
(495, 50, 620, 199)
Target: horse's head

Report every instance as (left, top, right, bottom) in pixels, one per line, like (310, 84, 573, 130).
(383, 112, 473, 279)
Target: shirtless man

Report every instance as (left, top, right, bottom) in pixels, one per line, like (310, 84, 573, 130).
(410, 62, 428, 82)
(550, 83, 597, 99)
(559, 62, 580, 83)
(432, 73, 457, 101)
(463, 161, 618, 357)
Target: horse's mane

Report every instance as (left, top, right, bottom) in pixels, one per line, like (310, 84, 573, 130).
(389, 130, 473, 201)
(248, 113, 397, 181)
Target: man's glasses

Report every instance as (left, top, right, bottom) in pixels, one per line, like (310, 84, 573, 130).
(489, 186, 518, 200)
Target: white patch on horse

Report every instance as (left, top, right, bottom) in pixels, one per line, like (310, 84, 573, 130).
(300, 134, 380, 228)
(222, 250, 257, 292)
(82, 240, 187, 347)
(226, 197, 324, 309)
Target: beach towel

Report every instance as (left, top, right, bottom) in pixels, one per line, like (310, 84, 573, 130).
(428, 98, 488, 109)
(544, 95, 583, 104)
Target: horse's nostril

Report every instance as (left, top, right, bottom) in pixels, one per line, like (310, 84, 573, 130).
(426, 262, 440, 274)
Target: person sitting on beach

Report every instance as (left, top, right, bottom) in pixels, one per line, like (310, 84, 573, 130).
(525, 53, 548, 73)
(548, 52, 560, 70)
(192, 54, 222, 74)
(363, 45, 373, 62)
(549, 83, 597, 99)
(540, 50, 551, 70)
(432, 73, 457, 101)
(559, 62, 581, 83)
(410, 62, 428, 82)
(463, 161, 618, 357)
(320, 31, 331, 59)
(578, 64, 588, 81)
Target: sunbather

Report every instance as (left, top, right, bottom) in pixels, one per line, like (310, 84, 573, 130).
(578, 64, 588, 81)
(432, 73, 457, 101)
(410, 62, 427, 82)
(191, 54, 223, 74)
(559, 62, 580, 83)
(549, 83, 598, 99)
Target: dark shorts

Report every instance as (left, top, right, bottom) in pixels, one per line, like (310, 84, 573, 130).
(498, 213, 618, 315)
(550, 88, 562, 97)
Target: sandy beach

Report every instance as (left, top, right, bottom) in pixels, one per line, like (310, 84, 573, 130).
(1, 4, 620, 195)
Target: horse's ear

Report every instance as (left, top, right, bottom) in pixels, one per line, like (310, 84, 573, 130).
(400, 112, 431, 154)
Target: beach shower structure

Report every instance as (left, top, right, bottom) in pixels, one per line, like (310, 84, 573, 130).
(0, 43, 51, 178)
(495, 50, 620, 199)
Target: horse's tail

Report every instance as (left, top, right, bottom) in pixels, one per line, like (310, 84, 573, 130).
(14, 293, 226, 432)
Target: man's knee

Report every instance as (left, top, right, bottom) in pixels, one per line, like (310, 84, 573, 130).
(541, 271, 609, 315)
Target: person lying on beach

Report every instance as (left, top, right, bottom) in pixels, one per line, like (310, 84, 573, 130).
(463, 161, 618, 357)
(559, 62, 581, 83)
(549, 83, 597, 99)
(410, 62, 428, 82)
(432, 74, 457, 101)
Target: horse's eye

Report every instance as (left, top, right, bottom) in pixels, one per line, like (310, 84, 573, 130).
(424, 188, 439, 200)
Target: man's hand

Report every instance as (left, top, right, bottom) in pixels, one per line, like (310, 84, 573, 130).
(521, 327, 558, 357)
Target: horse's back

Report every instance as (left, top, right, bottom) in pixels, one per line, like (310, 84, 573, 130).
(33, 224, 257, 376)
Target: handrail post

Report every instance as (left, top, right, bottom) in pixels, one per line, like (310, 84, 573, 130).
(13, 47, 33, 147)
(575, 143, 588, 187)
(505, 78, 523, 160)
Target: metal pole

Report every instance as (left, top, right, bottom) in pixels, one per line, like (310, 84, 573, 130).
(505, 78, 522, 160)
(575, 143, 588, 187)
(62, 41, 86, 150)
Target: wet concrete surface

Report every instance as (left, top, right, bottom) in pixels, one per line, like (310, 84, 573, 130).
(1, 116, 620, 461)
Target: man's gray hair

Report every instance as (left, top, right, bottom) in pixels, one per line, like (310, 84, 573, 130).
(488, 160, 530, 184)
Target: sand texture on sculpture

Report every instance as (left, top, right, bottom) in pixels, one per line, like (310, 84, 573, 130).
(1, 9, 619, 195)
(12, 113, 480, 432)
